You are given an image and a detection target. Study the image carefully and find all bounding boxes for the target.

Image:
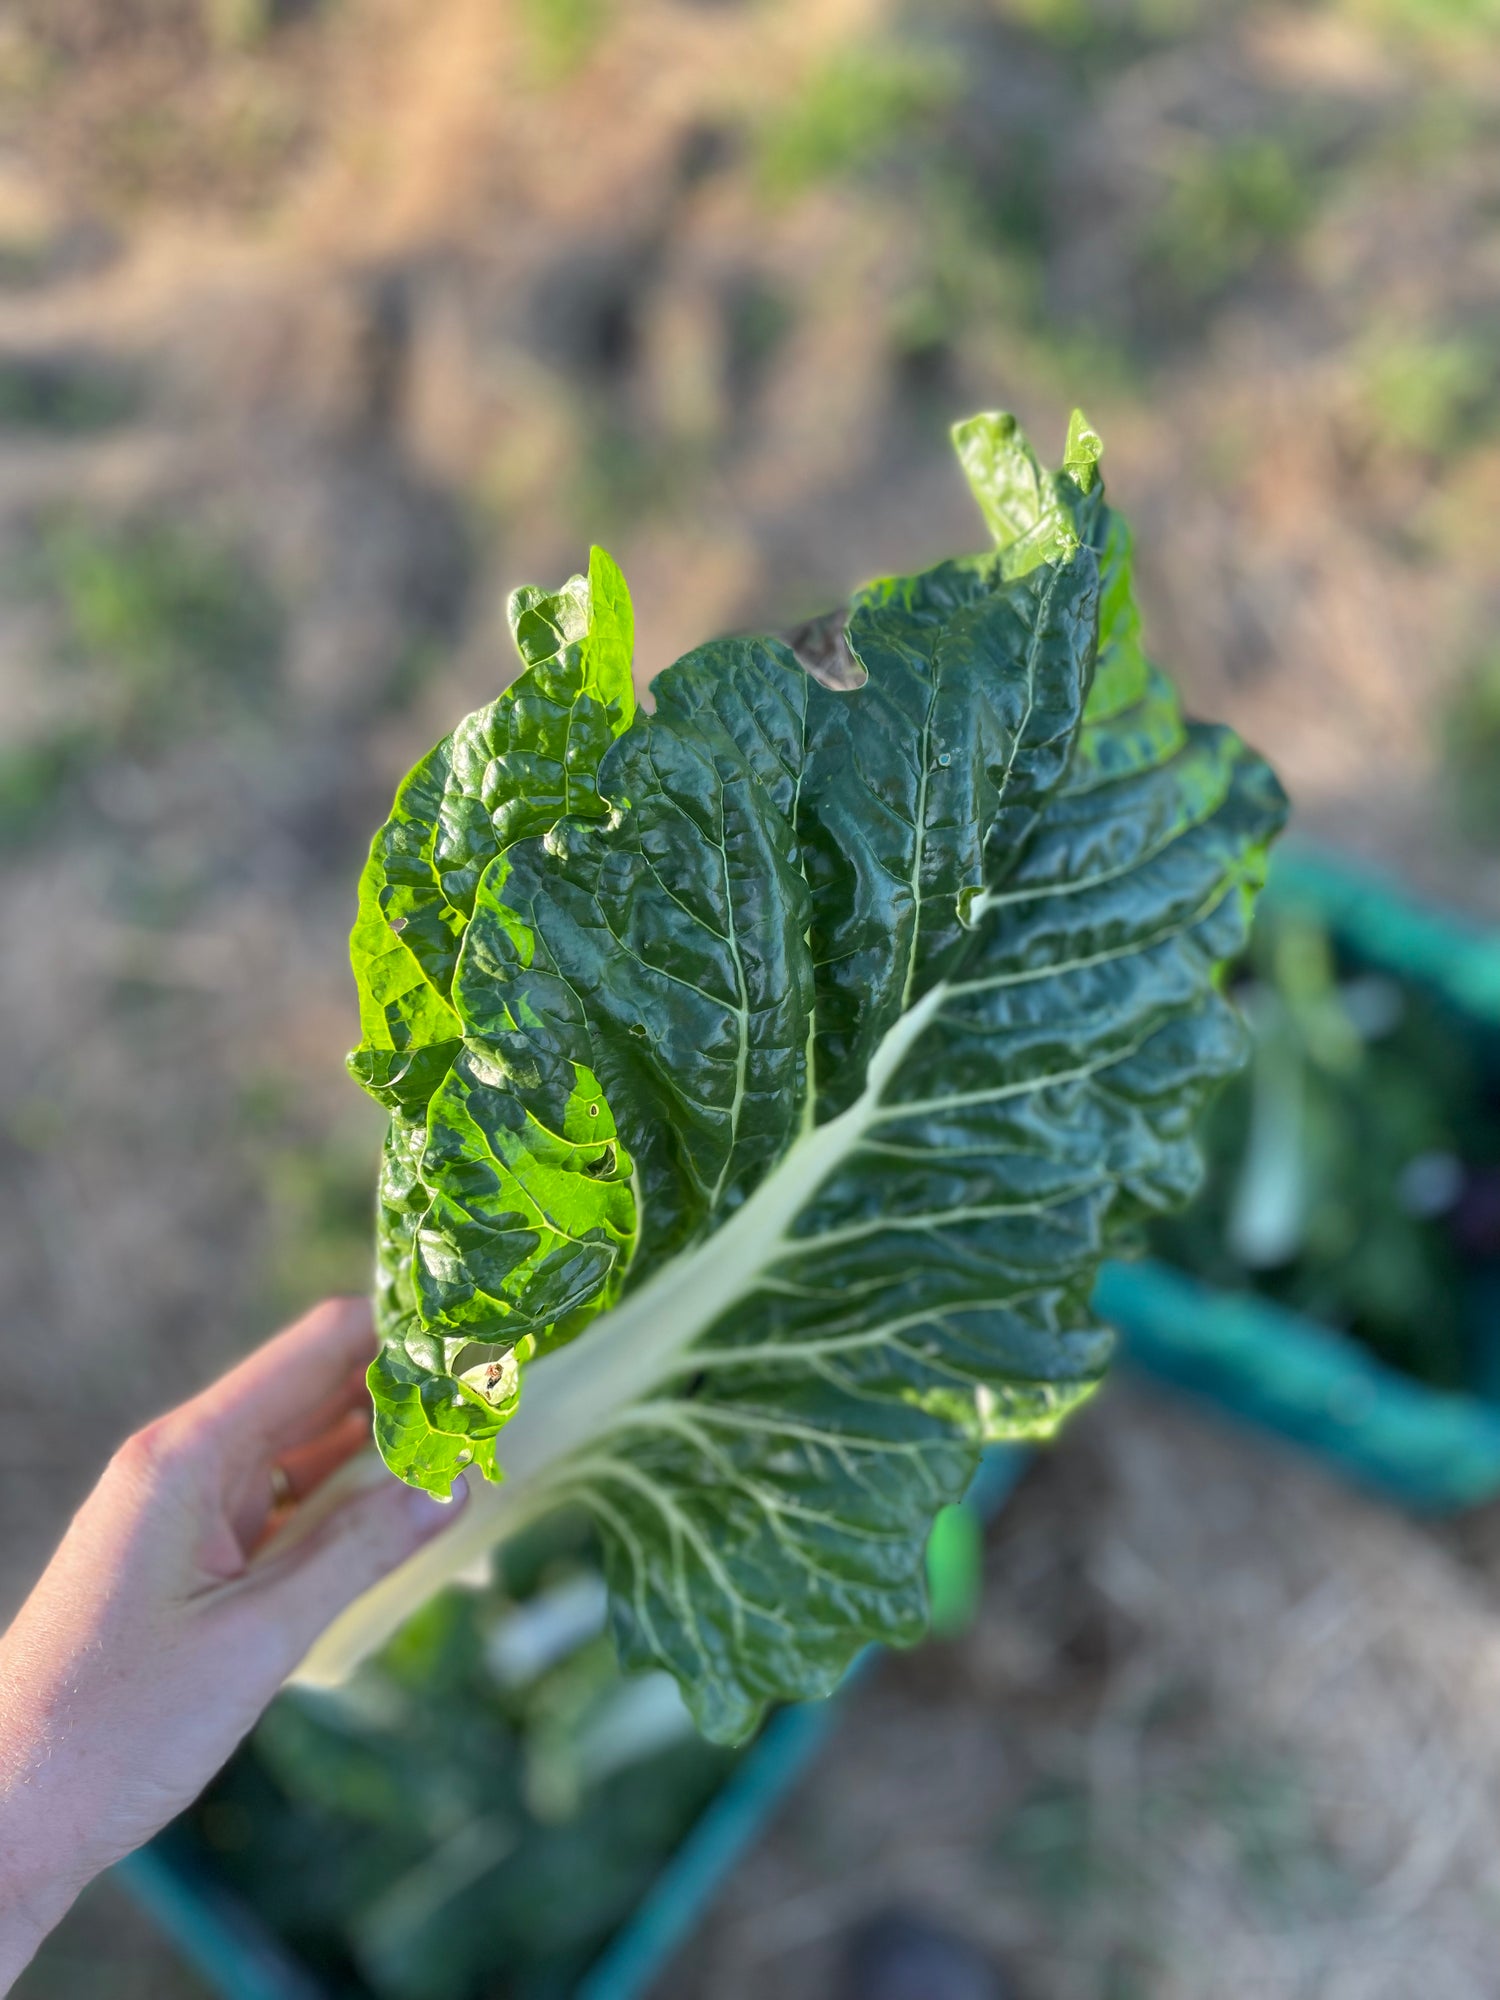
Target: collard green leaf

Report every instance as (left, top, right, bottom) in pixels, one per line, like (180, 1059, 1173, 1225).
(348, 547, 639, 1487)
(952, 406, 1102, 575)
(518, 663, 1277, 1739)
(332, 410, 1286, 1741)
(415, 1052, 635, 1340)
(362, 1110, 520, 1488)
(799, 550, 1101, 1118)
(347, 545, 635, 1115)
(452, 635, 818, 1278)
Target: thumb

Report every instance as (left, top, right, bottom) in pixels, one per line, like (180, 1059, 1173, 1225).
(245, 1469, 468, 1661)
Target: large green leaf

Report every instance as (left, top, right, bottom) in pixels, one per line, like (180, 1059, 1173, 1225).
(328, 411, 1286, 1740)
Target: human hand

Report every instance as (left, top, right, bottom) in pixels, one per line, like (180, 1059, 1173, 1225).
(0, 1297, 465, 1990)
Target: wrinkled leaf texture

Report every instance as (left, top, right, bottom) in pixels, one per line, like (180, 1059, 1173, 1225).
(342, 413, 1286, 1740)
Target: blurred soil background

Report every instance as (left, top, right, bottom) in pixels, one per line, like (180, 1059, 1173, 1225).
(6, 0, 1500, 1993)
(664, 1386, 1500, 2000)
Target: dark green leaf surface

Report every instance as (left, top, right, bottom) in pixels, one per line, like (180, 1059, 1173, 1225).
(536, 657, 1277, 1739)
(451, 634, 818, 1277)
(337, 412, 1285, 1739)
(798, 548, 1100, 1119)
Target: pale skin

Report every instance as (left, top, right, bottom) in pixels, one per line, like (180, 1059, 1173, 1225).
(0, 1297, 466, 1992)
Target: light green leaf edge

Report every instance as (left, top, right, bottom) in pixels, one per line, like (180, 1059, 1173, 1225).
(348, 546, 640, 1489)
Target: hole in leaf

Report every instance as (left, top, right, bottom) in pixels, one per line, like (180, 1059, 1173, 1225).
(782, 607, 866, 691)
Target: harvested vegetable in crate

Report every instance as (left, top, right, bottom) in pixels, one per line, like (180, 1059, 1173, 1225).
(1153, 902, 1500, 1394)
(197, 1512, 733, 2000)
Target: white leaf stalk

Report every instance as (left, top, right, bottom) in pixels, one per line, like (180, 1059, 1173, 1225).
(293, 982, 949, 1686)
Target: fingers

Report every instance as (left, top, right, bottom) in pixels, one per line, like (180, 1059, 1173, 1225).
(267, 1360, 373, 1458)
(232, 1406, 374, 1555)
(190, 1298, 376, 1455)
(273, 1408, 373, 1507)
(244, 1469, 467, 1661)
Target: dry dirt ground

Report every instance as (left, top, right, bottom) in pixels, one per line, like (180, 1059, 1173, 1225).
(5, 1, 1500, 1993)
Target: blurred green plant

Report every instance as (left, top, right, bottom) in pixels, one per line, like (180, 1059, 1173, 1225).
(236, 1074, 385, 1319)
(992, 0, 1096, 44)
(989, 0, 1215, 74)
(756, 45, 958, 202)
(194, 1514, 733, 2000)
(1374, 88, 1489, 173)
(43, 514, 282, 711)
(202, 0, 332, 52)
(0, 730, 100, 840)
(886, 153, 1143, 408)
(204, 0, 274, 50)
(1153, 906, 1489, 1387)
(1354, 325, 1497, 460)
(1144, 135, 1312, 303)
(884, 163, 1026, 366)
(3, 513, 283, 842)
(722, 274, 796, 415)
(0, 353, 137, 433)
(376, 636, 447, 720)
(1441, 645, 1500, 849)
(1191, 1755, 1358, 1917)
(0, 238, 50, 289)
(997, 1750, 1356, 1941)
(262, 1132, 382, 1318)
(1342, 0, 1500, 47)
(569, 418, 706, 533)
(519, 0, 612, 81)
(996, 1780, 1147, 1917)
